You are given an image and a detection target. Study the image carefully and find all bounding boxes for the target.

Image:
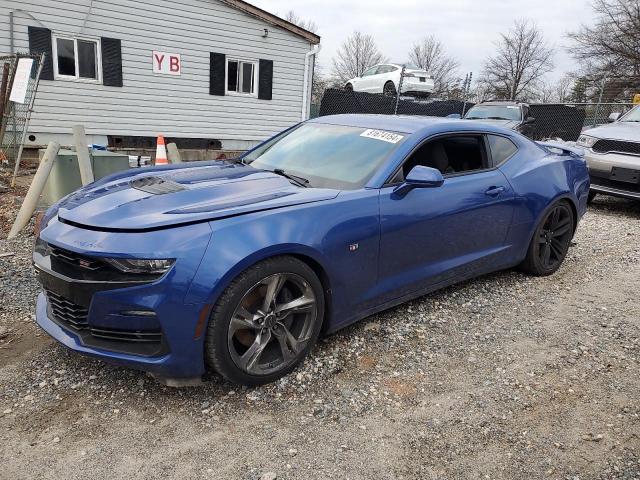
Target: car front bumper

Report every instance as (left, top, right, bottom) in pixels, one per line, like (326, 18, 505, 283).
(33, 217, 213, 381)
(585, 150, 640, 200)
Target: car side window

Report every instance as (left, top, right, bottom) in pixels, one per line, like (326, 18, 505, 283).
(362, 66, 378, 77)
(487, 135, 518, 166)
(389, 135, 490, 184)
(377, 65, 393, 74)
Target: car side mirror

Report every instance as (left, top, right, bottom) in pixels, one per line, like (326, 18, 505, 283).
(608, 112, 621, 123)
(524, 116, 536, 125)
(393, 166, 444, 196)
(447, 113, 462, 119)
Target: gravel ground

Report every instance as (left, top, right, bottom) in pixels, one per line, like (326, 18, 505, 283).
(0, 185, 639, 480)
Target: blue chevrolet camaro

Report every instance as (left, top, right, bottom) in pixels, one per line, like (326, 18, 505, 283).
(33, 115, 590, 386)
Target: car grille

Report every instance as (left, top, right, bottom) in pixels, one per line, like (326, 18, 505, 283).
(49, 245, 105, 271)
(46, 290, 89, 330)
(592, 139, 640, 156)
(45, 290, 162, 344)
(591, 176, 640, 193)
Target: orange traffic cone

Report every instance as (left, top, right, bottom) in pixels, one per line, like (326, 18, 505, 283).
(155, 135, 169, 165)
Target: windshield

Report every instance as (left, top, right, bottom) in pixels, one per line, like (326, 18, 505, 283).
(620, 105, 640, 122)
(465, 105, 522, 121)
(243, 123, 406, 190)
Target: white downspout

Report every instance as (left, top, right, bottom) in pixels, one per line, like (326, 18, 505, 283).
(301, 44, 321, 121)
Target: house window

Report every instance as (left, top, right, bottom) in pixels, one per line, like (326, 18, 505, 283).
(226, 59, 257, 95)
(53, 36, 100, 81)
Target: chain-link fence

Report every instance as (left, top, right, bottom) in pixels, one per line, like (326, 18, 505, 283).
(317, 87, 636, 142)
(319, 88, 472, 118)
(0, 53, 44, 171)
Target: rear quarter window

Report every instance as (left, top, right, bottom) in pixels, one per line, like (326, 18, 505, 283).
(488, 135, 518, 166)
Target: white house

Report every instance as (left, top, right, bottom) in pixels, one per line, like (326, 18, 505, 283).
(0, 0, 320, 155)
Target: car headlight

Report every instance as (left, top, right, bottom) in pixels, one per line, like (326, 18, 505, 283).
(577, 135, 598, 148)
(103, 258, 175, 274)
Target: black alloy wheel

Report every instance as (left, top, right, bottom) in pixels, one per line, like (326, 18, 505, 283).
(520, 200, 575, 276)
(538, 204, 573, 270)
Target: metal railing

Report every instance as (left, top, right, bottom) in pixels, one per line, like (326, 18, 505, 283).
(0, 52, 44, 180)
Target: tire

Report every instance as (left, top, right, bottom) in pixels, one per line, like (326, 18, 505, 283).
(587, 191, 597, 204)
(344, 83, 353, 92)
(383, 81, 397, 96)
(519, 200, 575, 277)
(205, 256, 325, 386)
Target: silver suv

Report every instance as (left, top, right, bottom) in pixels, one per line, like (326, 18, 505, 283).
(578, 105, 640, 201)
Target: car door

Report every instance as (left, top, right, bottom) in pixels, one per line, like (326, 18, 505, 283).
(356, 66, 380, 92)
(376, 133, 516, 302)
(371, 65, 392, 93)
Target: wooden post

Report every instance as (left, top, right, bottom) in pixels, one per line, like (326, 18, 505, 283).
(8, 141, 60, 239)
(72, 125, 94, 185)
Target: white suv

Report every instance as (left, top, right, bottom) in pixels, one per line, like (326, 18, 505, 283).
(345, 64, 435, 97)
(577, 105, 640, 202)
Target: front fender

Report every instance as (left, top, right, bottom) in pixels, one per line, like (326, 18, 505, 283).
(186, 238, 331, 307)
(184, 190, 381, 330)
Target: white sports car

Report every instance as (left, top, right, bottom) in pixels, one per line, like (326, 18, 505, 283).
(345, 63, 435, 97)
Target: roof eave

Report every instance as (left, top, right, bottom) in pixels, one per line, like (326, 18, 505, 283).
(219, 0, 321, 44)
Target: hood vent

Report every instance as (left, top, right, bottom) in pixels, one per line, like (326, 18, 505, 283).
(130, 176, 186, 195)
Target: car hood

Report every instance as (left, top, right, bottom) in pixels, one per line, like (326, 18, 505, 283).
(56, 162, 340, 231)
(582, 121, 640, 141)
(464, 118, 521, 129)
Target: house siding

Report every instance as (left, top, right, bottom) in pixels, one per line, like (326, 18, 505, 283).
(0, 0, 314, 146)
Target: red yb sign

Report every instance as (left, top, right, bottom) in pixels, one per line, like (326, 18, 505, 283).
(152, 51, 181, 76)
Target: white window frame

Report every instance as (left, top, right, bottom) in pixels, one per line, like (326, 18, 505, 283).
(225, 58, 258, 97)
(52, 35, 102, 83)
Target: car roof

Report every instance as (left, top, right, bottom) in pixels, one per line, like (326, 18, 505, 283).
(308, 114, 515, 135)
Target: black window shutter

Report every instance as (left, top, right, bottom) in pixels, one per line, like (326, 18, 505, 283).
(27, 26, 53, 80)
(258, 59, 273, 100)
(101, 37, 123, 87)
(210, 53, 226, 96)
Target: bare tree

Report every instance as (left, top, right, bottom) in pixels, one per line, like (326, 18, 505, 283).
(408, 36, 460, 95)
(534, 80, 556, 103)
(332, 31, 387, 83)
(555, 75, 575, 103)
(480, 20, 554, 100)
(532, 74, 575, 103)
(568, 0, 640, 89)
(283, 10, 318, 33)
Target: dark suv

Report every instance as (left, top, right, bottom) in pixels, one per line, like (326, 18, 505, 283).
(458, 101, 536, 136)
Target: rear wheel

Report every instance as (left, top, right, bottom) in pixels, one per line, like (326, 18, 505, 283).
(520, 200, 575, 276)
(205, 256, 324, 386)
(383, 81, 397, 96)
(344, 83, 353, 92)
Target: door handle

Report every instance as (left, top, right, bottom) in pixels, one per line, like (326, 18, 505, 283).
(485, 186, 506, 197)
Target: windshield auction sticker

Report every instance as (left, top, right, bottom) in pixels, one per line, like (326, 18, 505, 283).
(360, 129, 404, 144)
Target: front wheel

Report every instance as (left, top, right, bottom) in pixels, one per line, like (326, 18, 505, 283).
(205, 256, 324, 386)
(519, 200, 575, 276)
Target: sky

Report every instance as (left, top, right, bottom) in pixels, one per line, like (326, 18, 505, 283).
(251, 0, 595, 81)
